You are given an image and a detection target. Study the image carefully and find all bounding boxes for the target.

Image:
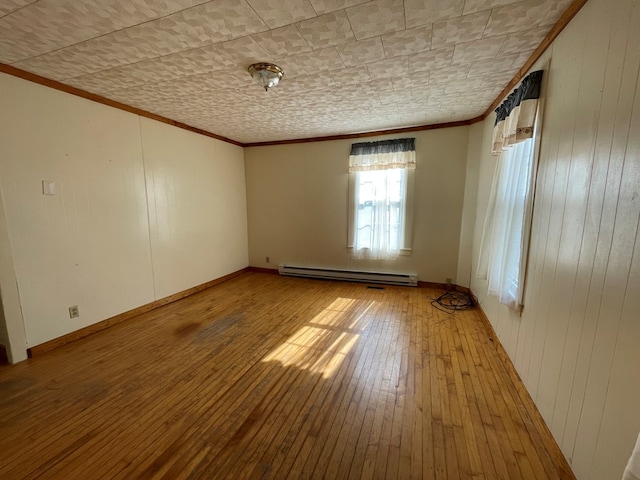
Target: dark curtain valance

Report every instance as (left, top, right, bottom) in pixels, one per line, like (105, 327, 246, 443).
(350, 138, 415, 156)
(494, 70, 543, 125)
(349, 138, 416, 172)
(492, 70, 543, 155)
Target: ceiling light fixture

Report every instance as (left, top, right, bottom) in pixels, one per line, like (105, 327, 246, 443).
(248, 63, 284, 92)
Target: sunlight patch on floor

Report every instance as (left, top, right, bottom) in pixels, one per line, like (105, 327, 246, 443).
(262, 297, 374, 378)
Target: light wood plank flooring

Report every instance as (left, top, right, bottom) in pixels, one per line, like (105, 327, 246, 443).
(0, 272, 572, 479)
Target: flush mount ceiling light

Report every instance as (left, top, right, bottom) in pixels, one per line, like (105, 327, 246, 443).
(248, 63, 284, 91)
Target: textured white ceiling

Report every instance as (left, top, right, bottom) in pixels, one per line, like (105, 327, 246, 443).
(0, 0, 571, 144)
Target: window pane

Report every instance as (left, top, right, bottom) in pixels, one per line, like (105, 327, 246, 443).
(353, 168, 406, 259)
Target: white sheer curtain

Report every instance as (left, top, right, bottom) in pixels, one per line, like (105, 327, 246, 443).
(352, 168, 406, 259)
(477, 137, 535, 308)
(623, 433, 640, 480)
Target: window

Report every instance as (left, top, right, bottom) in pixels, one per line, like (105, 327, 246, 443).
(477, 70, 543, 309)
(347, 138, 415, 260)
(353, 168, 406, 258)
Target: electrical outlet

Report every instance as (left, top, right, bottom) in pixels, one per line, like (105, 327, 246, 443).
(446, 278, 452, 285)
(69, 305, 79, 318)
(266, 256, 270, 263)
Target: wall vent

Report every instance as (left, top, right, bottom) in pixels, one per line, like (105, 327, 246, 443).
(278, 265, 417, 286)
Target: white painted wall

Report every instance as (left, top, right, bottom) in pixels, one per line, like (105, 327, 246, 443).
(245, 127, 469, 283)
(0, 73, 154, 350)
(141, 119, 248, 299)
(462, 0, 640, 477)
(0, 72, 248, 358)
(456, 121, 483, 288)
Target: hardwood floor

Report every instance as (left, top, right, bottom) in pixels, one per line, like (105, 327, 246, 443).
(0, 272, 573, 479)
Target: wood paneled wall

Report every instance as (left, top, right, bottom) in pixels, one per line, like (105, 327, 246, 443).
(463, 0, 640, 478)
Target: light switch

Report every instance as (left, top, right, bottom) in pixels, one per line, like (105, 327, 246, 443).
(42, 180, 56, 196)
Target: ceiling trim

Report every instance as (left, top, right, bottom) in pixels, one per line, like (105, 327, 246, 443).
(0, 63, 244, 147)
(0, 0, 589, 149)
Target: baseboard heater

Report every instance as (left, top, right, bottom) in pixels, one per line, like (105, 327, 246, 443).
(278, 265, 418, 287)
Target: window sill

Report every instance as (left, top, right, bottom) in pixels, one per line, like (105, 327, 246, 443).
(346, 247, 412, 257)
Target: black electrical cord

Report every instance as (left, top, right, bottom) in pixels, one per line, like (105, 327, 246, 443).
(428, 290, 475, 314)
